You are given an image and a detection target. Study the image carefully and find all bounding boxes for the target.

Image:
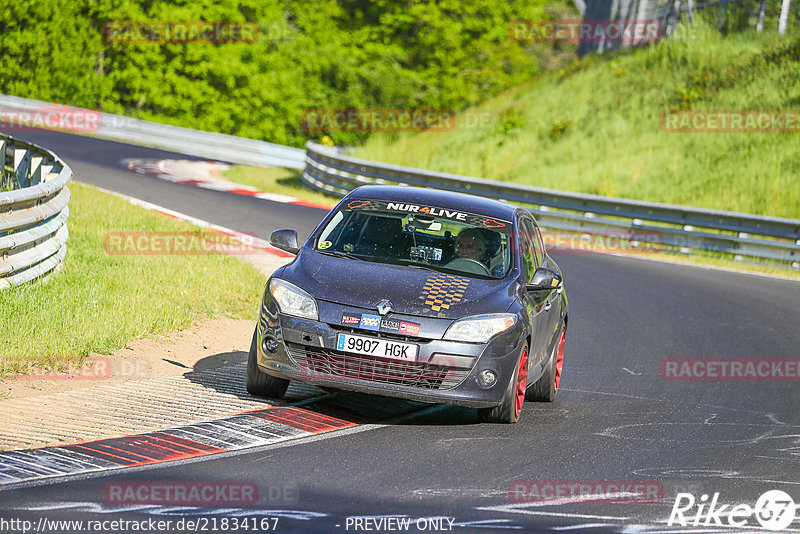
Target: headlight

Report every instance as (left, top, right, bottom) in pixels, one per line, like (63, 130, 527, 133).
(443, 313, 518, 343)
(268, 278, 318, 320)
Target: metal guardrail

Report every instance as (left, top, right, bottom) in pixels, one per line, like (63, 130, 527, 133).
(0, 134, 72, 289)
(302, 142, 800, 268)
(0, 94, 306, 169)
(1, 94, 797, 268)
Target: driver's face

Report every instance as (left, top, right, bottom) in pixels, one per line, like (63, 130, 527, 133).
(456, 235, 484, 260)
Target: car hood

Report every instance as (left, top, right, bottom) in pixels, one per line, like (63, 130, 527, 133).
(279, 250, 515, 320)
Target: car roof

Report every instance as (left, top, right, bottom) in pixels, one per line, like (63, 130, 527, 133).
(346, 185, 519, 221)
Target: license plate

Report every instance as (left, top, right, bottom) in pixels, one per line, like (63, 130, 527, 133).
(336, 333, 418, 362)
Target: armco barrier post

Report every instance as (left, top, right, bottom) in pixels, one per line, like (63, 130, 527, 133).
(0, 134, 72, 290)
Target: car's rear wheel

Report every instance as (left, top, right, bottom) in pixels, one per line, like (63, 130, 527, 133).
(478, 342, 528, 424)
(527, 322, 565, 402)
(246, 326, 289, 399)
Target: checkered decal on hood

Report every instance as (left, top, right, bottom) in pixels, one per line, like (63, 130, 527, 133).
(420, 274, 470, 312)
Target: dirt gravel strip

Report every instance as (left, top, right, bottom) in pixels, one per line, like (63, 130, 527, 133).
(0, 362, 322, 451)
(2, 177, 300, 451)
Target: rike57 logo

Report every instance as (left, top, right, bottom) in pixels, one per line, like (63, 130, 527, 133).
(669, 490, 796, 531)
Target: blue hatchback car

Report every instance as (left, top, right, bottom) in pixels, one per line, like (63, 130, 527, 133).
(247, 185, 567, 423)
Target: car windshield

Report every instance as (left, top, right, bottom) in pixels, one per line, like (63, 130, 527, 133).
(314, 200, 513, 279)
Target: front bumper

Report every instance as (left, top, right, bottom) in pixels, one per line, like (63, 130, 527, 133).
(256, 298, 525, 409)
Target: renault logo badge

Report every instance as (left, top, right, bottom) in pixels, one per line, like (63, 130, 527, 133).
(377, 299, 393, 316)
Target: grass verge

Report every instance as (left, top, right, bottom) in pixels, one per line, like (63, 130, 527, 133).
(354, 21, 800, 220)
(0, 173, 14, 193)
(0, 182, 265, 377)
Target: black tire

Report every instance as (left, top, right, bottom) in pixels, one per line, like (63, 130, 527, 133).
(527, 323, 565, 402)
(246, 326, 289, 399)
(478, 342, 529, 424)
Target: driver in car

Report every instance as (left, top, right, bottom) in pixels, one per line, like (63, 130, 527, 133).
(452, 227, 507, 277)
(455, 228, 487, 263)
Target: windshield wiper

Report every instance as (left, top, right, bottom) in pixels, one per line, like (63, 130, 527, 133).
(317, 249, 365, 261)
(394, 259, 440, 273)
(396, 259, 496, 279)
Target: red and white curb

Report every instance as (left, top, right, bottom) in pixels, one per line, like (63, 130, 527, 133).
(0, 406, 356, 486)
(0, 394, 438, 487)
(123, 158, 330, 210)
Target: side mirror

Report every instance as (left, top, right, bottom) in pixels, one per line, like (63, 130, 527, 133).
(526, 267, 562, 292)
(269, 229, 300, 255)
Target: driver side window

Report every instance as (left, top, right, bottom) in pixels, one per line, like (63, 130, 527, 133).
(518, 218, 537, 283)
(532, 224, 545, 267)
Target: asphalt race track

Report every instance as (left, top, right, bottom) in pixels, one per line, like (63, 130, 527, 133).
(3, 128, 800, 533)
(16, 129, 324, 242)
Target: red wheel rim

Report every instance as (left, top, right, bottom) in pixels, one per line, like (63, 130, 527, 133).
(515, 347, 528, 417)
(554, 327, 565, 391)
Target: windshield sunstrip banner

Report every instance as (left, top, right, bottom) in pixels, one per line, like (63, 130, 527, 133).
(343, 200, 513, 234)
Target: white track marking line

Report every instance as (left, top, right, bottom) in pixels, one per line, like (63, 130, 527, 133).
(452, 519, 523, 529)
(550, 523, 616, 530)
(14, 502, 329, 521)
(90, 184, 289, 257)
(475, 502, 630, 521)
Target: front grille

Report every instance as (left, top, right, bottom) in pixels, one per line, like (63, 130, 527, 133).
(285, 343, 470, 390)
(327, 324, 426, 342)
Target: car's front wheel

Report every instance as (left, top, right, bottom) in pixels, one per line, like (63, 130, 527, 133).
(246, 327, 289, 399)
(527, 322, 565, 402)
(478, 341, 529, 424)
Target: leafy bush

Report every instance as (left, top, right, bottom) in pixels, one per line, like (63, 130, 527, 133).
(0, 0, 566, 147)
